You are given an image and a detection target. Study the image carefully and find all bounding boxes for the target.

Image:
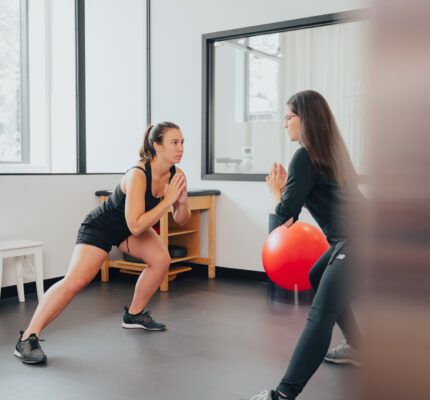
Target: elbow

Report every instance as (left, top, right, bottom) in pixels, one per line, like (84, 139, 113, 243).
(176, 212, 191, 226)
(182, 218, 191, 226)
(275, 205, 296, 224)
(127, 221, 142, 236)
(129, 227, 141, 236)
(174, 218, 186, 227)
(130, 229, 142, 236)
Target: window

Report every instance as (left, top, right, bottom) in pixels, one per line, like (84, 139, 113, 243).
(0, 0, 150, 175)
(0, 0, 28, 164)
(246, 33, 280, 122)
(0, 0, 77, 174)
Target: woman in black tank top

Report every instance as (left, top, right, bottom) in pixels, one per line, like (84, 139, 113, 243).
(16, 122, 191, 364)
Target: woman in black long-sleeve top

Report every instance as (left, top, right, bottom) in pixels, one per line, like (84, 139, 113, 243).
(251, 90, 365, 400)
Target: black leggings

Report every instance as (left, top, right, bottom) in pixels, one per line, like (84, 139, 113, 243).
(277, 243, 362, 398)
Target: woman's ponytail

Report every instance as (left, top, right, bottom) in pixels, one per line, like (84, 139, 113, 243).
(139, 125, 155, 161)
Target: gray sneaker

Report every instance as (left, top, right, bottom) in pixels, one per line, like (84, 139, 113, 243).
(248, 390, 289, 400)
(248, 390, 273, 400)
(122, 307, 166, 331)
(15, 331, 47, 364)
(324, 341, 362, 366)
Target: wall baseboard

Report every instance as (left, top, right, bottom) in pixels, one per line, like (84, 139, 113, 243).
(0, 272, 102, 301)
(188, 263, 268, 282)
(0, 266, 267, 301)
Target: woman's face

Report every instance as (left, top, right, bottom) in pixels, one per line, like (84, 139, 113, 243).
(284, 105, 301, 142)
(155, 128, 184, 164)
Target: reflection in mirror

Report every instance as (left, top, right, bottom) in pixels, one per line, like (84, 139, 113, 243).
(211, 18, 369, 177)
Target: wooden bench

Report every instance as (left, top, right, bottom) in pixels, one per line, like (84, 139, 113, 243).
(95, 190, 220, 291)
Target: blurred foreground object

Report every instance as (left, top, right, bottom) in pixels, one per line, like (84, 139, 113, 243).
(363, 0, 430, 399)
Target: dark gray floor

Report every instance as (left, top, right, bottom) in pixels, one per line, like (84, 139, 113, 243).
(0, 274, 359, 400)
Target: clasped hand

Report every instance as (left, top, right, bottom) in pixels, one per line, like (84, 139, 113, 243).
(266, 162, 288, 195)
(163, 173, 187, 205)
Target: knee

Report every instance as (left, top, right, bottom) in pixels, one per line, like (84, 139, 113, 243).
(151, 252, 171, 271)
(63, 277, 88, 296)
(308, 304, 341, 327)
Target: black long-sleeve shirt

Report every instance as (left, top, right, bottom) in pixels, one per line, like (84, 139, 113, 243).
(275, 147, 364, 244)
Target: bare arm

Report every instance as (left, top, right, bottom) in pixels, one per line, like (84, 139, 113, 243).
(172, 168, 191, 226)
(124, 170, 185, 236)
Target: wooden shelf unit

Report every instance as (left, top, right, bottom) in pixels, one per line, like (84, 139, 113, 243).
(97, 191, 219, 291)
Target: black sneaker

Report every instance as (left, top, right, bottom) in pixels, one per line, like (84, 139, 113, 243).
(14, 331, 47, 364)
(122, 306, 166, 331)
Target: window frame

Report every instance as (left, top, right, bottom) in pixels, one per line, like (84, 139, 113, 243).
(201, 9, 368, 181)
(0, 0, 152, 176)
(20, 0, 30, 163)
(0, 0, 30, 165)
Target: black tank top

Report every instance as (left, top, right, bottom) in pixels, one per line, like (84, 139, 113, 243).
(83, 162, 176, 243)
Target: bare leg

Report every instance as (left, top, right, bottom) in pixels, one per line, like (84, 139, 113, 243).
(22, 244, 107, 339)
(119, 229, 170, 314)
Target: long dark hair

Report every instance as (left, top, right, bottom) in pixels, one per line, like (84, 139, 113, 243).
(139, 121, 180, 161)
(287, 90, 357, 186)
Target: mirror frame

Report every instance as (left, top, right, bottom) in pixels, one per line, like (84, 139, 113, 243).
(201, 9, 368, 181)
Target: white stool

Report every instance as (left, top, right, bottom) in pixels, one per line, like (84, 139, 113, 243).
(0, 240, 44, 303)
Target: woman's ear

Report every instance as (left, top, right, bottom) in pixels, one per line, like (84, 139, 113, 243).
(153, 142, 163, 154)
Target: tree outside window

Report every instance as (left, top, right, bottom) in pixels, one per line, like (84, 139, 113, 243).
(0, 0, 28, 163)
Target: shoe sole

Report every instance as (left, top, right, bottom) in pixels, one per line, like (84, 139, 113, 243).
(121, 322, 166, 331)
(14, 350, 47, 364)
(324, 357, 362, 367)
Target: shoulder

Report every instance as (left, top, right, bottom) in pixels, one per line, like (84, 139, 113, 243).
(127, 166, 147, 180)
(290, 147, 312, 169)
(288, 147, 319, 182)
(123, 166, 147, 193)
(293, 146, 310, 160)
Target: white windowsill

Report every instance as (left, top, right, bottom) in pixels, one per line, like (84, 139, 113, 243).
(0, 163, 50, 174)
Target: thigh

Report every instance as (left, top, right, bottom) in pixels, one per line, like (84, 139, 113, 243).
(119, 229, 170, 266)
(308, 247, 334, 291)
(312, 246, 354, 315)
(65, 244, 108, 283)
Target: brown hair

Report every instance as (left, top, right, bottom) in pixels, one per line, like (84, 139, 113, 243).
(139, 121, 180, 161)
(287, 90, 357, 186)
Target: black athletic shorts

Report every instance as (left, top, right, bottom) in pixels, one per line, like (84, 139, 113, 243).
(76, 217, 129, 253)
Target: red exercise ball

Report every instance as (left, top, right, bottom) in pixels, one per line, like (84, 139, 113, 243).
(262, 222, 330, 291)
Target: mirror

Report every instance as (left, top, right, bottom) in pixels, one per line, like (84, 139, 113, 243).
(202, 11, 369, 180)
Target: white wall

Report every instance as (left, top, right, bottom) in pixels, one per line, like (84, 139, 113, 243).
(85, 0, 147, 173)
(0, 0, 369, 291)
(151, 0, 368, 271)
(0, 174, 119, 287)
(50, 0, 77, 173)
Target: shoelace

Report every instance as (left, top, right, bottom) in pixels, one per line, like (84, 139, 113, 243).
(141, 311, 153, 321)
(249, 390, 270, 400)
(28, 336, 44, 351)
(334, 341, 349, 354)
